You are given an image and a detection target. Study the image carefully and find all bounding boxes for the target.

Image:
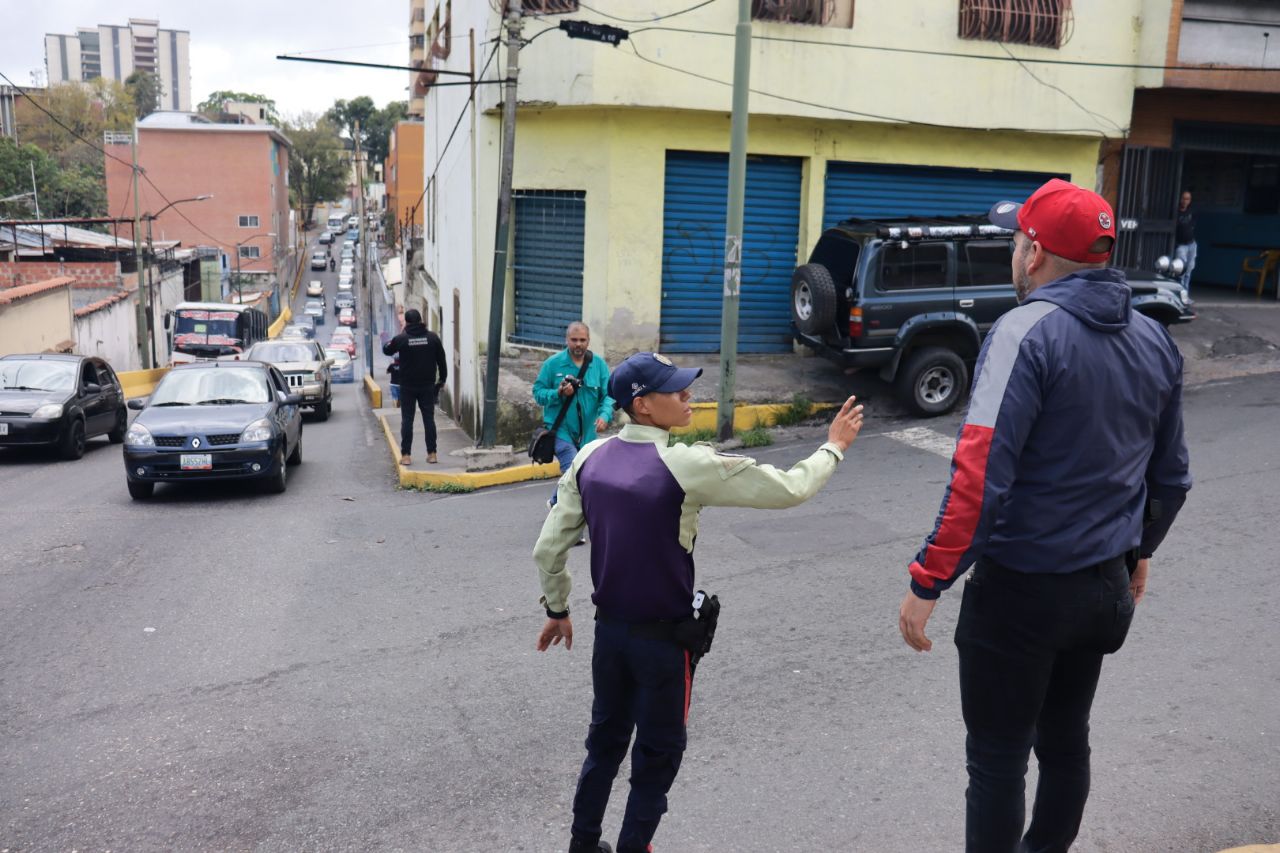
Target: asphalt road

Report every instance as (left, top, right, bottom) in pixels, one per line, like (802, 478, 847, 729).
(2, 285, 1277, 848)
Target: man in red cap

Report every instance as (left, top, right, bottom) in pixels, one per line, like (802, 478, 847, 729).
(897, 178, 1191, 851)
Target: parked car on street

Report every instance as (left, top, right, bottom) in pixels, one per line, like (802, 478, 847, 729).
(346, 216, 359, 230)
(333, 293, 356, 316)
(0, 354, 127, 459)
(338, 307, 357, 328)
(123, 361, 303, 498)
(281, 321, 316, 340)
(325, 347, 356, 383)
(790, 216, 1197, 416)
(310, 251, 328, 271)
(303, 301, 326, 326)
(307, 280, 324, 298)
(337, 275, 353, 292)
(246, 339, 333, 420)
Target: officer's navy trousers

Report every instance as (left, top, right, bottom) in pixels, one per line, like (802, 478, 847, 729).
(956, 558, 1135, 853)
(571, 618, 691, 853)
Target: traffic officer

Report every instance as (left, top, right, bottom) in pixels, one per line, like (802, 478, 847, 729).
(381, 308, 447, 465)
(897, 179, 1192, 852)
(534, 353, 864, 853)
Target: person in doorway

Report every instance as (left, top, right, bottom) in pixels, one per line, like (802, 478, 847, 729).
(898, 179, 1192, 852)
(1174, 190, 1196, 290)
(532, 322, 613, 508)
(534, 353, 864, 853)
(382, 308, 447, 465)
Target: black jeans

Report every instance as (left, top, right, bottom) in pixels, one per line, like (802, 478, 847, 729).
(955, 557, 1135, 853)
(571, 618, 691, 853)
(399, 383, 437, 455)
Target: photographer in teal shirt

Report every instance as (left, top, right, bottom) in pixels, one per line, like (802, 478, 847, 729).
(533, 322, 613, 508)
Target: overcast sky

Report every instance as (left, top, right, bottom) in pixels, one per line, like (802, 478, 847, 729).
(1, 0, 409, 120)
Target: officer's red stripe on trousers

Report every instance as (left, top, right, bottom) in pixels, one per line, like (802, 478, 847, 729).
(911, 423, 995, 590)
(683, 651, 691, 725)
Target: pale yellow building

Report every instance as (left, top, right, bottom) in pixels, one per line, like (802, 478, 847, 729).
(419, 0, 1171, 435)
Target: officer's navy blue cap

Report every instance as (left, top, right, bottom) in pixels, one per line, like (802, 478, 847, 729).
(609, 352, 702, 410)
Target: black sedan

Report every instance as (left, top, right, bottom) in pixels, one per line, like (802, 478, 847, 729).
(0, 353, 127, 459)
(123, 361, 303, 499)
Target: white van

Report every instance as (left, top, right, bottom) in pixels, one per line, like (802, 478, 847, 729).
(327, 214, 344, 231)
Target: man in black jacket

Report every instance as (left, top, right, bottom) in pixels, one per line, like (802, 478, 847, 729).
(382, 308, 447, 465)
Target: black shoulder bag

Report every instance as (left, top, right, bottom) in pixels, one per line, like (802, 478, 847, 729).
(529, 352, 593, 464)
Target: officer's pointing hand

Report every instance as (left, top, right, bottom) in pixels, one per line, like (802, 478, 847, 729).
(827, 396, 865, 452)
(536, 616, 574, 652)
(899, 591, 936, 652)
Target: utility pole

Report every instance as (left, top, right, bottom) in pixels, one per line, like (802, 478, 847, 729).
(479, 0, 522, 448)
(130, 123, 152, 370)
(716, 0, 752, 441)
(356, 119, 374, 376)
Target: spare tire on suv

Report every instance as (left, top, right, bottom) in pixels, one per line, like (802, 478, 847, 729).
(790, 264, 837, 337)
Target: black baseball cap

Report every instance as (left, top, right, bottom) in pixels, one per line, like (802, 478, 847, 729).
(609, 352, 702, 410)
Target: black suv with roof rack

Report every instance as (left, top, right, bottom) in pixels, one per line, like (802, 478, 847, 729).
(790, 216, 1195, 417)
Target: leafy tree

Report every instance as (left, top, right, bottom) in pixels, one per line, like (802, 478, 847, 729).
(0, 138, 105, 219)
(363, 101, 408, 168)
(197, 90, 281, 125)
(326, 96, 377, 147)
(283, 114, 348, 228)
(125, 71, 163, 119)
(88, 78, 136, 131)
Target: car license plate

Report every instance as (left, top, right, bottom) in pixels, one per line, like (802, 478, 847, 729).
(0, 423, 7, 435)
(180, 453, 212, 470)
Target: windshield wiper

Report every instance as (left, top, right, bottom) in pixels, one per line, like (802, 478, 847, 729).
(152, 401, 190, 407)
(195, 398, 254, 405)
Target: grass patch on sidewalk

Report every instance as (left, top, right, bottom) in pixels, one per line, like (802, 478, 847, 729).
(669, 425, 774, 449)
(402, 481, 476, 494)
(772, 393, 815, 427)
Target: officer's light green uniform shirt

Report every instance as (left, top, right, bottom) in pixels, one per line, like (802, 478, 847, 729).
(535, 423, 844, 616)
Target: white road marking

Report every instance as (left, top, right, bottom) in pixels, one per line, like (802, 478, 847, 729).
(881, 426, 956, 460)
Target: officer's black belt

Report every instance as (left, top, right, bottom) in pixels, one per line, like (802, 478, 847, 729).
(594, 607, 683, 642)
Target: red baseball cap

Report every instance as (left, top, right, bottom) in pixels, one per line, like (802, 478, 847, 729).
(988, 178, 1116, 263)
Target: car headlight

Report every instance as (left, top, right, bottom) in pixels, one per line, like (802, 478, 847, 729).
(1155, 255, 1171, 273)
(125, 423, 154, 446)
(240, 418, 273, 443)
(31, 403, 63, 419)
(1180, 288, 1189, 303)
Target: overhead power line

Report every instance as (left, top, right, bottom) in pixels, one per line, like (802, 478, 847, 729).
(576, 0, 719, 24)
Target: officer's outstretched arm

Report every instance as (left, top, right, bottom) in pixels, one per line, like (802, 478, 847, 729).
(533, 467, 587, 615)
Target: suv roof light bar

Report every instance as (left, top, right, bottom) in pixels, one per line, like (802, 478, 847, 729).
(877, 224, 1014, 240)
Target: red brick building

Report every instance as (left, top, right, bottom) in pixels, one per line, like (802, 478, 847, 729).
(104, 112, 294, 300)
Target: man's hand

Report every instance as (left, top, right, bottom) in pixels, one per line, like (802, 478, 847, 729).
(1130, 558, 1150, 604)
(827, 396, 865, 452)
(595, 417, 608, 433)
(536, 616, 574, 651)
(558, 379, 577, 399)
(899, 592, 937, 652)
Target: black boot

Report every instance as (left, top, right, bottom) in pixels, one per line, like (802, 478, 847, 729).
(568, 838, 613, 853)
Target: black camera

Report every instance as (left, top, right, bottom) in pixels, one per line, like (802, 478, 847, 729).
(562, 376, 583, 390)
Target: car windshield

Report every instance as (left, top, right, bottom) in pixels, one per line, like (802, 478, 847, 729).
(0, 359, 76, 392)
(325, 349, 351, 365)
(251, 343, 316, 363)
(150, 368, 271, 406)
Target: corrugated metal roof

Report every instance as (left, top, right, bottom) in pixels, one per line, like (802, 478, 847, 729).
(0, 223, 178, 253)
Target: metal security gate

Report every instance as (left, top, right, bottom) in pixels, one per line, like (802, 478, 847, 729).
(660, 151, 802, 353)
(511, 190, 586, 347)
(1113, 146, 1183, 271)
(822, 161, 1062, 229)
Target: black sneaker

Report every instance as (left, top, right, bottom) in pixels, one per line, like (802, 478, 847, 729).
(568, 839, 613, 853)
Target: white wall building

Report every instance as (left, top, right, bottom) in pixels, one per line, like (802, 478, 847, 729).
(44, 18, 192, 112)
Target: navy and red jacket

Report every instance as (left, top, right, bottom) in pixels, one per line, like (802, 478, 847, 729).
(909, 268, 1192, 600)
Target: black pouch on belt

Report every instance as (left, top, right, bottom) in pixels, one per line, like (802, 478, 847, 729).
(672, 590, 720, 658)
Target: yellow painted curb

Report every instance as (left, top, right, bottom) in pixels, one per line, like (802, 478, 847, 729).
(267, 305, 293, 339)
(378, 413, 560, 490)
(363, 375, 382, 409)
(1216, 846, 1280, 852)
(670, 401, 837, 435)
(118, 366, 170, 399)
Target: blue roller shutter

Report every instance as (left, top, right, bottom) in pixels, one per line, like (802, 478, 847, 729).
(822, 162, 1063, 229)
(512, 190, 585, 346)
(661, 151, 802, 353)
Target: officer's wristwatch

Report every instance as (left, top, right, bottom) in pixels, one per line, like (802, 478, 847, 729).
(546, 606, 570, 620)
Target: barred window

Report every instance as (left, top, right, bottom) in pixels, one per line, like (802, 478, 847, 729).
(523, 0, 578, 13)
(958, 0, 1072, 49)
(753, 0, 853, 27)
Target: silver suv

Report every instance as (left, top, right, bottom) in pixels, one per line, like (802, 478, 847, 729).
(245, 339, 333, 421)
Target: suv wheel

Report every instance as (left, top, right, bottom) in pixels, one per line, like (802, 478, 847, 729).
(790, 264, 837, 336)
(897, 347, 969, 417)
